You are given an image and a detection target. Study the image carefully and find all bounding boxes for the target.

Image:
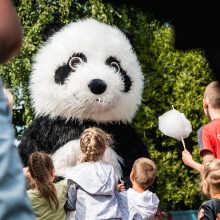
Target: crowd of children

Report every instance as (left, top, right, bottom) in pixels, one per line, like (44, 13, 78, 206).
(3, 80, 220, 220)
(23, 127, 159, 220)
(21, 80, 220, 220)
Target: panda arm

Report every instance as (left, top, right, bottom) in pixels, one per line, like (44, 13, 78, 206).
(18, 117, 57, 166)
(52, 139, 81, 177)
(18, 133, 39, 167)
(112, 123, 149, 178)
(102, 146, 123, 180)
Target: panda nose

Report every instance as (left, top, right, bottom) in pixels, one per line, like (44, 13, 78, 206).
(88, 79, 107, 94)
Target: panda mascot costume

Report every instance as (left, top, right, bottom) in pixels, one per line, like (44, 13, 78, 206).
(18, 18, 148, 182)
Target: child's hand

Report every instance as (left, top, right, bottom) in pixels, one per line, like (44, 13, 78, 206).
(182, 149, 194, 166)
(117, 181, 126, 192)
(198, 208, 204, 220)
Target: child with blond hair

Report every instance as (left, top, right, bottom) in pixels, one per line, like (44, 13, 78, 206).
(26, 152, 68, 220)
(117, 157, 159, 220)
(198, 159, 220, 220)
(65, 127, 121, 220)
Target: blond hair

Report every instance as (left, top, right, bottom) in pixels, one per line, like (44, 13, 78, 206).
(80, 127, 113, 163)
(201, 159, 220, 197)
(132, 157, 157, 189)
(3, 87, 13, 112)
(204, 81, 220, 109)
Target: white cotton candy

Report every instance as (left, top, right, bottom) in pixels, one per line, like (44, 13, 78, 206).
(158, 108, 192, 141)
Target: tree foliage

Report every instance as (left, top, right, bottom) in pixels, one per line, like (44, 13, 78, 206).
(133, 24, 212, 210)
(0, 0, 213, 210)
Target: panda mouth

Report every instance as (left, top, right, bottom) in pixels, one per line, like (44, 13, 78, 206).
(73, 92, 112, 105)
(71, 91, 121, 117)
(95, 98, 106, 103)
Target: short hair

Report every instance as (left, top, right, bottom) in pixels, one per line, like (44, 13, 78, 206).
(204, 81, 220, 109)
(132, 157, 157, 189)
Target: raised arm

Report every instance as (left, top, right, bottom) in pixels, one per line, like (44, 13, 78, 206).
(182, 149, 215, 173)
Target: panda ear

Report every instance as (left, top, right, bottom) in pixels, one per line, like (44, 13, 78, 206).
(41, 22, 64, 42)
(121, 29, 135, 48)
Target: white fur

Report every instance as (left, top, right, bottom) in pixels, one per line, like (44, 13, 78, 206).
(52, 140, 81, 177)
(52, 139, 123, 179)
(30, 18, 144, 122)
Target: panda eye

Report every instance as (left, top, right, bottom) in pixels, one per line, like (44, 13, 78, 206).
(110, 62, 120, 73)
(69, 57, 83, 70)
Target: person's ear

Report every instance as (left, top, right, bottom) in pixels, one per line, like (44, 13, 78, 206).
(203, 98, 208, 109)
(203, 98, 209, 118)
(50, 168, 55, 182)
(130, 170, 134, 182)
(202, 180, 210, 196)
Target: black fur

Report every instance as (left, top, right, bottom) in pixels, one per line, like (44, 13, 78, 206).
(55, 64, 72, 84)
(18, 116, 149, 178)
(41, 22, 64, 42)
(55, 53, 87, 85)
(70, 53, 87, 63)
(121, 29, 134, 49)
(105, 56, 132, 92)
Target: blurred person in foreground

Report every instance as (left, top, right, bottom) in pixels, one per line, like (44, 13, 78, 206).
(0, 0, 34, 219)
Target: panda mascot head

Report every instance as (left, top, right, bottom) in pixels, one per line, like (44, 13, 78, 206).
(18, 18, 148, 180)
(31, 18, 143, 122)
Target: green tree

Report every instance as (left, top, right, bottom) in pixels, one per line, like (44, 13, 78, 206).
(133, 24, 212, 210)
(0, 0, 213, 210)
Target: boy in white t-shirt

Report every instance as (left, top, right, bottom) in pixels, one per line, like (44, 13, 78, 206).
(117, 157, 159, 220)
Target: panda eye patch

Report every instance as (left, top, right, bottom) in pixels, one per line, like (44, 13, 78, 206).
(110, 62, 120, 73)
(105, 56, 132, 93)
(105, 56, 121, 72)
(69, 57, 83, 70)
